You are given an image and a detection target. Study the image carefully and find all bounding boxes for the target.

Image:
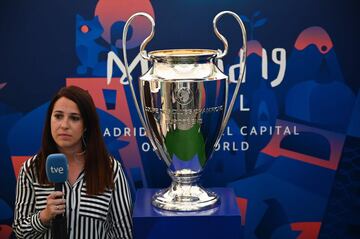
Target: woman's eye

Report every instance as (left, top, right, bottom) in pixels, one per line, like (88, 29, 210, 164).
(70, 116, 81, 121)
(54, 114, 63, 119)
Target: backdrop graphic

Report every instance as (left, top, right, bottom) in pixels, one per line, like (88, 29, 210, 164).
(0, 0, 359, 238)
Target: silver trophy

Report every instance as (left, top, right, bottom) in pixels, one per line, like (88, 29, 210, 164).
(122, 11, 247, 211)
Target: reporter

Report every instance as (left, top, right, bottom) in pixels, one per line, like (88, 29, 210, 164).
(13, 86, 133, 238)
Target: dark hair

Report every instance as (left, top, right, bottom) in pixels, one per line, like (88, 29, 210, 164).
(35, 86, 114, 194)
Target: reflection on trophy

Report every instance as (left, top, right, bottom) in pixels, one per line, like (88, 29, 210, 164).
(122, 11, 247, 211)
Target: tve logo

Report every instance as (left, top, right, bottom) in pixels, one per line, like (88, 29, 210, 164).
(46, 154, 69, 183)
(50, 166, 65, 174)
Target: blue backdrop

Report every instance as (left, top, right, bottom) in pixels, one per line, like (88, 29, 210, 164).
(0, 0, 359, 238)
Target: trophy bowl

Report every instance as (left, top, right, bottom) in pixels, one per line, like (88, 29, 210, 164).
(121, 11, 247, 211)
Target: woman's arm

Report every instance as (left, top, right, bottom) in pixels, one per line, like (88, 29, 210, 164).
(12, 165, 49, 238)
(107, 162, 133, 239)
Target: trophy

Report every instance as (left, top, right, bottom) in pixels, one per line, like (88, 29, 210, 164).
(122, 11, 247, 211)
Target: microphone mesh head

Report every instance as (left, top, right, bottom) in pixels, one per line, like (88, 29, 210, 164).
(46, 153, 69, 183)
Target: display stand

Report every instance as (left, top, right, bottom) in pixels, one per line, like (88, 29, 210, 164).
(133, 187, 243, 239)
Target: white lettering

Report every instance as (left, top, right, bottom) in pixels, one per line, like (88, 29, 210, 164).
(275, 125, 282, 135)
(217, 59, 224, 72)
(284, 126, 291, 135)
(142, 142, 150, 152)
(228, 49, 246, 84)
(294, 126, 299, 135)
(215, 143, 220, 151)
(239, 94, 250, 111)
(240, 126, 247, 135)
(226, 126, 233, 136)
(241, 141, 249, 151)
(124, 127, 131, 136)
(140, 127, 146, 137)
(259, 126, 267, 134)
(214, 141, 242, 151)
(50, 166, 64, 174)
(223, 142, 230, 151)
(250, 127, 258, 135)
(232, 141, 239, 151)
(271, 48, 286, 87)
(107, 48, 286, 87)
(103, 128, 111, 137)
(262, 48, 268, 80)
(113, 127, 121, 137)
(107, 52, 149, 85)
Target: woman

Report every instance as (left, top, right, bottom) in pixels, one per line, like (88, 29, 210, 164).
(13, 86, 133, 238)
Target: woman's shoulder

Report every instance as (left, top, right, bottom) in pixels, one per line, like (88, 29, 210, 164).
(19, 155, 39, 181)
(23, 154, 37, 165)
(110, 156, 120, 171)
(109, 156, 125, 178)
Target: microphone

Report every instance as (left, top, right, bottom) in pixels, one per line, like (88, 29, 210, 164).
(46, 153, 68, 239)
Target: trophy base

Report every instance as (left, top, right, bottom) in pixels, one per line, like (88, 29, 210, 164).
(152, 183, 220, 211)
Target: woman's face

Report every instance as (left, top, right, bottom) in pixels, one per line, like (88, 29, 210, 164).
(51, 97, 85, 153)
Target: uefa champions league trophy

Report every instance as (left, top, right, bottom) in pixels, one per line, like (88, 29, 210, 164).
(122, 11, 247, 211)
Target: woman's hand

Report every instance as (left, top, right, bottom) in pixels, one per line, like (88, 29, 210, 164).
(39, 191, 66, 225)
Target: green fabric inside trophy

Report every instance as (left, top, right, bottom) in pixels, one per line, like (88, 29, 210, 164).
(165, 123, 206, 167)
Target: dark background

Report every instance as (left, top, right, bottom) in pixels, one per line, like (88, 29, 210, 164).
(0, 0, 359, 113)
(0, 1, 358, 238)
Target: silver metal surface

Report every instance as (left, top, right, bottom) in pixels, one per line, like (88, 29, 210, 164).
(122, 11, 247, 211)
(213, 11, 247, 59)
(122, 12, 166, 163)
(212, 11, 247, 147)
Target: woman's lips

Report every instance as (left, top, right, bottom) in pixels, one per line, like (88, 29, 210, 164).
(58, 134, 71, 138)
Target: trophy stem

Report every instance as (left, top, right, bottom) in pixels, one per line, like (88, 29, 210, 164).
(151, 170, 220, 211)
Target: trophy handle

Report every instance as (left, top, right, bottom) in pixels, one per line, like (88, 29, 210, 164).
(122, 12, 164, 157)
(213, 11, 247, 146)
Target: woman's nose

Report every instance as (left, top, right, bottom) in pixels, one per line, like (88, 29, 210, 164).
(60, 118, 70, 128)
